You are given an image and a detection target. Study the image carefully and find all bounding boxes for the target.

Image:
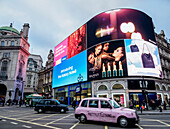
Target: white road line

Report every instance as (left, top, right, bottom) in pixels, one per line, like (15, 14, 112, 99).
(69, 122, 79, 129)
(29, 113, 59, 122)
(22, 125, 32, 128)
(141, 125, 168, 127)
(135, 124, 143, 129)
(10, 122, 18, 125)
(0, 116, 61, 129)
(45, 114, 73, 126)
(157, 120, 170, 126)
(2, 119, 6, 121)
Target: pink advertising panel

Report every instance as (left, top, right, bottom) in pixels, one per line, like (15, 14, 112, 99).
(54, 38, 67, 66)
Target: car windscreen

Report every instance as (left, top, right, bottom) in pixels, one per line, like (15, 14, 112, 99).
(109, 100, 120, 108)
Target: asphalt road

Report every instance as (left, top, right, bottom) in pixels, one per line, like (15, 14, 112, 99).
(0, 106, 170, 129)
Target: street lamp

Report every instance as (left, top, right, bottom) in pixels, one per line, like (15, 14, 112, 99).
(77, 74, 83, 101)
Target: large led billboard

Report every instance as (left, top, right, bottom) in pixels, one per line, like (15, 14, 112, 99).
(125, 39, 162, 78)
(52, 8, 162, 88)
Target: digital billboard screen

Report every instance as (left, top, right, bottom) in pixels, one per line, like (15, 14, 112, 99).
(53, 50, 87, 88)
(125, 39, 162, 78)
(52, 8, 162, 88)
(87, 9, 155, 48)
(87, 40, 128, 80)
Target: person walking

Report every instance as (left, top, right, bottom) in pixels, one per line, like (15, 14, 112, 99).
(129, 99, 134, 109)
(72, 99, 77, 110)
(158, 98, 162, 112)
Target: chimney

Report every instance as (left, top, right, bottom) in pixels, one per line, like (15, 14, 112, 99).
(22, 23, 30, 40)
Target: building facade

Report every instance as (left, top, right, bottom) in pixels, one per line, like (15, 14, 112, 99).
(37, 50, 53, 98)
(24, 54, 43, 96)
(51, 9, 170, 108)
(0, 23, 30, 102)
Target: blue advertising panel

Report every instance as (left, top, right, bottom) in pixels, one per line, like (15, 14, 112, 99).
(52, 50, 87, 88)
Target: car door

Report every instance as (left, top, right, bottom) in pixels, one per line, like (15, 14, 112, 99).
(86, 99, 100, 121)
(99, 100, 116, 122)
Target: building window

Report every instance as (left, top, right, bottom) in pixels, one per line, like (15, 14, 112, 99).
(23, 44, 25, 48)
(98, 85, 108, 90)
(1, 41, 5, 46)
(11, 41, 15, 46)
(0, 61, 8, 76)
(3, 53, 9, 58)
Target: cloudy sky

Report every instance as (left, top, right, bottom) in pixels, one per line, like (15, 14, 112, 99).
(0, 0, 169, 66)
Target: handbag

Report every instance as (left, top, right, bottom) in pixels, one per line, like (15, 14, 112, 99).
(130, 44, 139, 52)
(141, 43, 155, 68)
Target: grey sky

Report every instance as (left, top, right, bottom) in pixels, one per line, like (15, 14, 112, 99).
(0, 0, 169, 65)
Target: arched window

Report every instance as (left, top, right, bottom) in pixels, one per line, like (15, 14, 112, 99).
(162, 86, 166, 91)
(155, 85, 160, 90)
(168, 86, 170, 91)
(98, 85, 108, 90)
(112, 84, 124, 89)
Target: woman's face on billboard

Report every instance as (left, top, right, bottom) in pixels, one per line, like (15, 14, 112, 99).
(95, 45, 102, 56)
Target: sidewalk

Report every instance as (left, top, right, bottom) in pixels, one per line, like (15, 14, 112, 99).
(137, 109, 170, 115)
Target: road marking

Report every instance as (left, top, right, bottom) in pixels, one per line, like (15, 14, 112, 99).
(22, 125, 32, 128)
(105, 125, 108, 129)
(141, 125, 168, 127)
(10, 122, 18, 125)
(157, 120, 170, 126)
(0, 115, 61, 129)
(135, 124, 143, 129)
(29, 114, 59, 122)
(2, 119, 6, 121)
(45, 114, 74, 126)
(69, 121, 79, 129)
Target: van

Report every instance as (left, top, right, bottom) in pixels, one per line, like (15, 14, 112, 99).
(75, 97, 139, 127)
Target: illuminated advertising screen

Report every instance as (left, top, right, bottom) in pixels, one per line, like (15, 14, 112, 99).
(125, 39, 162, 78)
(53, 38, 67, 66)
(52, 8, 162, 88)
(87, 40, 128, 80)
(67, 24, 86, 59)
(87, 9, 155, 48)
(53, 50, 87, 88)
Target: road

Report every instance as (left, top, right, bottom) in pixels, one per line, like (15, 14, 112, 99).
(0, 106, 170, 129)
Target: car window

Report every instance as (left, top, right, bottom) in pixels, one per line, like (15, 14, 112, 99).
(81, 100, 88, 107)
(109, 100, 120, 108)
(89, 100, 98, 108)
(50, 100, 57, 105)
(45, 101, 51, 105)
(39, 100, 45, 104)
(101, 100, 112, 108)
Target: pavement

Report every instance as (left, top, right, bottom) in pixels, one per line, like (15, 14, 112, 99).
(1, 104, 170, 115)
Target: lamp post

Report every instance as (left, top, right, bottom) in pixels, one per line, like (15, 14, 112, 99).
(77, 74, 83, 101)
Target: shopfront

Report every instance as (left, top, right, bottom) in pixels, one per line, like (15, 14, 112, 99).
(129, 92, 157, 107)
(54, 82, 91, 105)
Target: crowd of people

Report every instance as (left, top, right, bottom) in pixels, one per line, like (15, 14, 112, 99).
(129, 98, 170, 112)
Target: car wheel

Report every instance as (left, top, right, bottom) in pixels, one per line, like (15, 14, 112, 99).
(119, 117, 128, 128)
(60, 108, 65, 113)
(80, 114, 87, 123)
(37, 108, 43, 113)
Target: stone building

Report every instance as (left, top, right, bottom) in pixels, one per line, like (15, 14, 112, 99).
(37, 50, 53, 98)
(0, 23, 30, 102)
(24, 54, 43, 96)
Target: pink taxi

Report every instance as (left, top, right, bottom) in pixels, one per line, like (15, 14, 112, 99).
(75, 97, 139, 127)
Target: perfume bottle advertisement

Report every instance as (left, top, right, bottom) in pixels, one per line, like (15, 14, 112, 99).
(87, 40, 128, 80)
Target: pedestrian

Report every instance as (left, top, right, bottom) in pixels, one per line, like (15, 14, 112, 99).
(158, 98, 162, 112)
(163, 101, 167, 110)
(129, 99, 134, 109)
(72, 99, 77, 110)
(2, 97, 5, 106)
